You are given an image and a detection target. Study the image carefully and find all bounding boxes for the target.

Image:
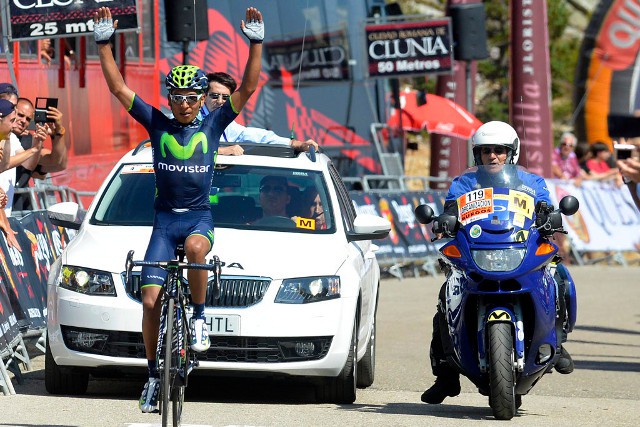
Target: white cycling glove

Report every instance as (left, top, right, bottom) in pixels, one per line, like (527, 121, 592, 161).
(94, 17, 116, 45)
(242, 19, 264, 43)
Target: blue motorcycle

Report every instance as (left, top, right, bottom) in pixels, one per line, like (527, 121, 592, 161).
(414, 165, 579, 420)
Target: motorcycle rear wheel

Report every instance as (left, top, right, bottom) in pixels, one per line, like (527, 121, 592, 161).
(488, 322, 516, 420)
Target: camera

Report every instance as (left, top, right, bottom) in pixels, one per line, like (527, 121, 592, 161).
(614, 143, 636, 161)
(34, 97, 58, 123)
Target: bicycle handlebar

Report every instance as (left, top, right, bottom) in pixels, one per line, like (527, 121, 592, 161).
(130, 259, 219, 271)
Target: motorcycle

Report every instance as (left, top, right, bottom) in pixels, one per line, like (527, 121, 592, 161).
(414, 165, 579, 420)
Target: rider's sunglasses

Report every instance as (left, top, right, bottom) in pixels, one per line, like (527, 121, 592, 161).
(169, 93, 203, 106)
(260, 185, 286, 195)
(481, 146, 507, 155)
(208, 92, 231, 101)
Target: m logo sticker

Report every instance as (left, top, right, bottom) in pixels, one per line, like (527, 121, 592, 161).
(488, 310, 511, 322)
(296, 217, 315, 230)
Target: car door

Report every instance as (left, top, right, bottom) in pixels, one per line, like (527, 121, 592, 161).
(328, 165, 377, 347)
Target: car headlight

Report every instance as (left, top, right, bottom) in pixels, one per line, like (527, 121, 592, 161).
(60, 265, 116, 296)
(275, 276, 340, 304)
(471, 249, 526, 272)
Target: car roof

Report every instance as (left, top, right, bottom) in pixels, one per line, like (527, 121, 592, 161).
(122, 140, 330, 171)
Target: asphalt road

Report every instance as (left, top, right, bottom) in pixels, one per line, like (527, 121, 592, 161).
(1, 265, 639, 426)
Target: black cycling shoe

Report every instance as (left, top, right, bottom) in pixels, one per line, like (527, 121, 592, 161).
(421, 375, 461, 404)
(554, 346, 574, 374)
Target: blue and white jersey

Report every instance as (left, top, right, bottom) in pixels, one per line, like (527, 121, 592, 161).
(128, 95, 237, 211)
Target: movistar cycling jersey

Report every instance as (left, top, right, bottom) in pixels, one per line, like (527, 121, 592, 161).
(127, 95, 237, 210)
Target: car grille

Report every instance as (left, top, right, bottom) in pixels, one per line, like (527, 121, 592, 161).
(123, 272, 271, 308)
(61, 325, 332, 362)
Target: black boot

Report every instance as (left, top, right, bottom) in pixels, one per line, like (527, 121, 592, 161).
(421, 373, 461, 404)
(554, 346, 574, 374)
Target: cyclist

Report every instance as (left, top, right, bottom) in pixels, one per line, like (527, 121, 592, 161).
(93, 6, 264, 413)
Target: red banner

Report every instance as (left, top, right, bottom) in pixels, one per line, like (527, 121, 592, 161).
(510, 0, 554, 177)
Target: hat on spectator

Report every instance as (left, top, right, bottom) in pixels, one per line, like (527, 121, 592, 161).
(0, 83, 18, 97)
(0, 99, 15, 118)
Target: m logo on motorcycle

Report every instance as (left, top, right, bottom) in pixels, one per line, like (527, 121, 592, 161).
(488, 310, 512, 321)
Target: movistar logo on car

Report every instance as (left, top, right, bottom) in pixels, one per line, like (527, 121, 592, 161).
(160, 132, 208, 159)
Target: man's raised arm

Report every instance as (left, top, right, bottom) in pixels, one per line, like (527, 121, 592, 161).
(94, 7, 135, 109)
(231, 7, 264, 113)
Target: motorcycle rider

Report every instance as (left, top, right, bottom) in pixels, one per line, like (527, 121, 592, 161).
(421, 121, 575, 404)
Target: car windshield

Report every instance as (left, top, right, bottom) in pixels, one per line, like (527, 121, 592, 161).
(90, 163, 334, 232)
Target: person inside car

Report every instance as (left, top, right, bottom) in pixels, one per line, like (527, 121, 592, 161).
(257, 175, 291, 218)
(421, 121, 575, 405)
(93, 5, 264, 413)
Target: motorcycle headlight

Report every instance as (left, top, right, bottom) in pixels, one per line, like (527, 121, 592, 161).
(471, 249, 526, 272)
(275, 276, 340, 304)
(60, 265, 116, 296)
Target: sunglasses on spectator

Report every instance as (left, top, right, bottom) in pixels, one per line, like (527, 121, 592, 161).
(169, 93, 203, 105)
(260, 185, 286, 194)
(560, 142, 575, 148)
(481, 146, 507, 155)
(208, 92, 231, 101)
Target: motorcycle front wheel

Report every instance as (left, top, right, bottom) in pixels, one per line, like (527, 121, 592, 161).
(488, 322, 516, 420)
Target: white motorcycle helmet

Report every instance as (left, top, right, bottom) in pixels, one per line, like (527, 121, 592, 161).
(472, 121, 520, 166)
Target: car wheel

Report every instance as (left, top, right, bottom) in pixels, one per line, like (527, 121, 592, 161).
(45, 336, 89, 395)
(316, 318, 357, 404)
(356, 313, 375, 388)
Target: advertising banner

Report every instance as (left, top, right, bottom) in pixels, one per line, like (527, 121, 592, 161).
(0, 273, 20, 352)
(548, 180, 640, 252)
(365, 18, 453, 78)
(7, 0, 138, 41)
(265, 29, 351, 85)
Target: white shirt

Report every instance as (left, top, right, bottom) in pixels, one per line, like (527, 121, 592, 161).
(0, 133, 24, 216)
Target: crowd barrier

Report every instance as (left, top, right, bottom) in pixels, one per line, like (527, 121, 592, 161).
(1, 179, 638, 393)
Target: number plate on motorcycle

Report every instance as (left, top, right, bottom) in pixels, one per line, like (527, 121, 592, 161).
(458, 188, 494, 225)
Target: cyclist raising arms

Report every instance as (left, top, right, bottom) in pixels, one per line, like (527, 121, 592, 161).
(93, 6, 264, 413)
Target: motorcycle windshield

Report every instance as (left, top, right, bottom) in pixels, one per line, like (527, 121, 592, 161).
(454, 165, 536, 244)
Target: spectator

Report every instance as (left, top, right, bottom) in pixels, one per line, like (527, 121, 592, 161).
(575, 141, 592, 174)
(11, 97, 68, 212)
(551, 132, 588, 184)
(586, 142, 623, 186)
(204, 72, 319, 154)
(0, 99, 20, 250)
(617, 141, 640, 210)
(0, 83, 19, 174)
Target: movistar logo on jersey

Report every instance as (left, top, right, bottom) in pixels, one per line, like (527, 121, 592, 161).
(160, 131, 208, 159)
(157, 162, 211, 173)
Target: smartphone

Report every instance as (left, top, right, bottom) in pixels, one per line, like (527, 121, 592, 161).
(614, 143, 636, 160)
(34, 97, 58, 123)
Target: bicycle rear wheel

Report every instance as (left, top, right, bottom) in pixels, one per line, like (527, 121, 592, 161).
(161, 297, 175, 427)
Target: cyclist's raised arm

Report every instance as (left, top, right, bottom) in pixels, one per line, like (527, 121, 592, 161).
(231, 7, 263, 113)
(94, 7, 135, 109)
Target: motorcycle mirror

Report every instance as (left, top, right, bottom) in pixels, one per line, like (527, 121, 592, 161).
(414, 204, 435, 224)
(559, 196, 579, 216)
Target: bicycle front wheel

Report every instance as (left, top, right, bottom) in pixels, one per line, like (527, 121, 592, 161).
(171, 301, 189, 426)
(161, 297, 175, 427)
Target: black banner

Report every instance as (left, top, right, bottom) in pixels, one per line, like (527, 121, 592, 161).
(0, 264, 20, 352)
(7, 0, 138, 41)
(265, 29, 351, 85)
(365, 18, 453, 78)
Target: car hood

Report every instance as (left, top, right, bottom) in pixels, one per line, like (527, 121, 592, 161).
(63, 225, 348, 279)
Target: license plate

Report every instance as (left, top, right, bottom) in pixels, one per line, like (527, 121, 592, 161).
(204, 314, 240, 336)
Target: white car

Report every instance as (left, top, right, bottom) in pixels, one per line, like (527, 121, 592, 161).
(45, 143, 390, 403)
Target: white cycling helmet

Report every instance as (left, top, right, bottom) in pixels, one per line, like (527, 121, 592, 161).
(472, 121, 520, 165)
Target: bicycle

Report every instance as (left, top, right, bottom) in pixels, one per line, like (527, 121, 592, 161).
(125, 245, 221, 427)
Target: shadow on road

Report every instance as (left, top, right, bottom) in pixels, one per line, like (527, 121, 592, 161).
(574, 325, 640, 336)
(574, 360, 640, 372)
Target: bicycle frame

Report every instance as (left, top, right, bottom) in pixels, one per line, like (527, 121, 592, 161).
(125, 246, 221, 427)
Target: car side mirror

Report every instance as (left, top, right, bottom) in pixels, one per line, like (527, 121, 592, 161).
(347, 214, 391, 242)
(47, 202, 82, 230)
(559, 196, 579, 216)
(414, 204, 434, 224)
